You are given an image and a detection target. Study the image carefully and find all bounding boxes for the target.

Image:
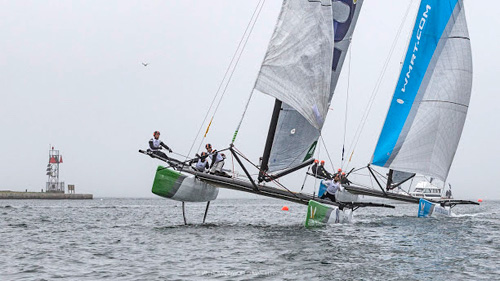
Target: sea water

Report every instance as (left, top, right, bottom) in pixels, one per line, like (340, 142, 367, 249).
(1, 198, 498, 280)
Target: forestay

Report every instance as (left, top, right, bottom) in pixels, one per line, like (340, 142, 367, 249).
(371, 0, 472, 181)
(266, 0, 364, 172)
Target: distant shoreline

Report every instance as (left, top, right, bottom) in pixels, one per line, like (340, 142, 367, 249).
(0, 190, 93, 200)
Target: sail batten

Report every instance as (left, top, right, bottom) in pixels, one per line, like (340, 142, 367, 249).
(371, 0, 472, 181)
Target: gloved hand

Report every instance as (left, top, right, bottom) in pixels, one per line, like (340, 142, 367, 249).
(169, 148, 173, 153)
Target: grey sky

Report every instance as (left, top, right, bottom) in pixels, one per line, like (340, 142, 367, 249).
(1, 0, 498, 200)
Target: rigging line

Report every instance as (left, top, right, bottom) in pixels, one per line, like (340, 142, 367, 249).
(344, 0, 414, 170)
(171, 151, 190, 159)
(232, 1, 270, 144)
(319, 135, 336, 172)
(371, 166, 388, 180)
(184, 0, 266, 161)
(341, 41, 353, 167)
(407, 177, 414, 193)
(202, 0, 267, 148)
(232, 146, 301, 200)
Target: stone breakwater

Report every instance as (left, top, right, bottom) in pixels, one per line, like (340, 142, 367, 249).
(0, 191, 92, 199)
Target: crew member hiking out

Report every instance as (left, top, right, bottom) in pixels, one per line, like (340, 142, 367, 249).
(205, 143, 226, 176)
(148, 131, 173, 160)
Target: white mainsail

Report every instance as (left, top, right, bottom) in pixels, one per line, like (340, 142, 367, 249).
(265, 0, 365, 172)
(254, 0, 334, 130)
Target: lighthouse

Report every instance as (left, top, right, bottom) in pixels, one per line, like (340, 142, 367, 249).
(46, 146, 64, 193)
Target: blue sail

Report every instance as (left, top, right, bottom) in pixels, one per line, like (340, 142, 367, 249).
(371, 0, 471, 181)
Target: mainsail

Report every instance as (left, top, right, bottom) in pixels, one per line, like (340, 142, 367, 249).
(255, 0, 334, 129)
(259, 0, 365, 172)
(371, 0, 472, 181)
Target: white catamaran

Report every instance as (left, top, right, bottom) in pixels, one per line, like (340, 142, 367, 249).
(344, 0, 479, 216)
(140, 0, 395, 226)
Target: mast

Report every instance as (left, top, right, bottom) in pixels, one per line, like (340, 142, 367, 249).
(259, 99, 282, 182)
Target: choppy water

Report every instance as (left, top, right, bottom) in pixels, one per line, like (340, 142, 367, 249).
(0, 198, 498, 280)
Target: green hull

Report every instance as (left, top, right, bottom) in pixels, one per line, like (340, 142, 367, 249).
(305, 200, 334, 227)
(151, 166, 218, 202)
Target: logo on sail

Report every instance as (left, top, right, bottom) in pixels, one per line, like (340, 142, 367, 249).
(309, 205, 317, 219)
(401, 5, 431, 94)
(303, 141, 318, 162)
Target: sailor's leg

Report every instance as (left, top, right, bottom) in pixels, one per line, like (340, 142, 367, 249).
(326, 192, 336, 202)
(209, 164, 217, 174)
(214, 161, 225, 175)
(182, 201, 187, 225)
(203, 201, 211, 224)
(152, 150, 169, 160)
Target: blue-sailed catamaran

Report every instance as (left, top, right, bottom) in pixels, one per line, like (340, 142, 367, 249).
(140, 0, 395, 226)
(344, 0, 479, 215)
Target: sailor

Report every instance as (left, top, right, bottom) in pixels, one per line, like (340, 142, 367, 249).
(194, 152, 210, 172)
(317, 160, 333, 180)
(445, 189, 452, 199)
(340, 172, 351, 185)
(148, 131, 173, 160)
(311, 160, 319, 176)
(321, 174, 341, 202)
(333, 168, 342, 178)
(205, 143, 225, 175)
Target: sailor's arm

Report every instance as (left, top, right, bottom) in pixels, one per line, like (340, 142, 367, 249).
(209, 151, 218, 168)
(160, 142, 173, 152)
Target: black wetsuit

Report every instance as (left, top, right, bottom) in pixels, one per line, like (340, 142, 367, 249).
(316, 165, 332, 180)
(311, 163, 318, 175)
(148, 138, 171, 160)
(321, 191, 336, 202)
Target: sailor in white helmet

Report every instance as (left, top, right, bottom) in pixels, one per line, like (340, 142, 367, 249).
(148, 131, 173, 160)
(205, 143, 225, 175)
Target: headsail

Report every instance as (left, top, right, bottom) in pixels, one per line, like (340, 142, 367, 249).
(371, 0, 472, 181)
(266, 0, 365, 172)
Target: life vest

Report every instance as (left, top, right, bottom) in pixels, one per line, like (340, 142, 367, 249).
(209, 150, 224, 163)
(326, 180, 340, 195)
(196, 158, 208, 171)
(150, 138, 161, 150)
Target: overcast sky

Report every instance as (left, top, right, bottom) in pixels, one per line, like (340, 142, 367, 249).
(1, 0, 498, 200)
